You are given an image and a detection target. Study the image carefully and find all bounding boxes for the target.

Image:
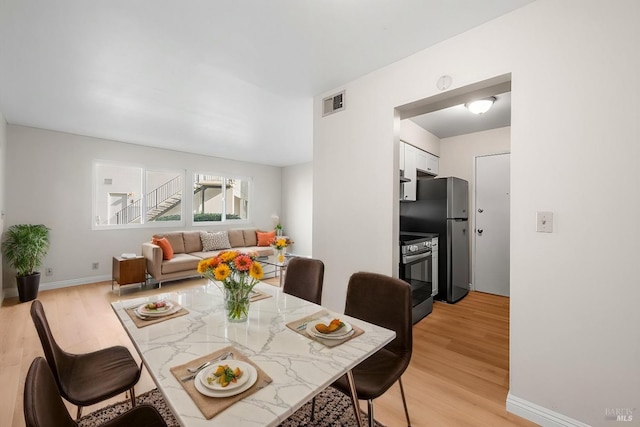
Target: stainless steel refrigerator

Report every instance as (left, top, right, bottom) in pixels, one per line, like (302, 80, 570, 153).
(400, 176, 469, 303)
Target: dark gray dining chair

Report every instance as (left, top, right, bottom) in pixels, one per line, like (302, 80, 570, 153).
(24, 357, 167, 427)
(282, 257, 324, 305)
(30, 300, 141, 419)
(331, 272, 413, 427)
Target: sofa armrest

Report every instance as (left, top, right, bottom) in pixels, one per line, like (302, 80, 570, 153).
(142, 242, 162, 279)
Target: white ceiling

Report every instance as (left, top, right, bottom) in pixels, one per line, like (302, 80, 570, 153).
(0, 1, 533, 166)
(410, 91, 511, 139)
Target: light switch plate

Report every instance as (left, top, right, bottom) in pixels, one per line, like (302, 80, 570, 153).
(536, 211, 553, 233)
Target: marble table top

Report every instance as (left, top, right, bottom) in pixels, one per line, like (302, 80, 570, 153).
(111, 281, 395, 427)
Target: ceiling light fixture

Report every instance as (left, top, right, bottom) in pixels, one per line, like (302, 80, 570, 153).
(465, 96, 496, 115)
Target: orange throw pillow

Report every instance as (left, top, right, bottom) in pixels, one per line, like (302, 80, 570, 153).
(256, 231, 276, 247)
(152, 237, 174, 260)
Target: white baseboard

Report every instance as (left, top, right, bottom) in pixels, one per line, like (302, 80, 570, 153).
(3, 275, 112, 299)
(507, 392, 590, 427)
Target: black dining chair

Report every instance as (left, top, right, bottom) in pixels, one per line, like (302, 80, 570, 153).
(30, 300, 142, 419)
(282, 257, 325, 305)
(331, 272, 413, 427)
(24, 357, 167, 427)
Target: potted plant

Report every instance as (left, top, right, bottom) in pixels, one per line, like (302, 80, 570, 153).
(1, 224, 50, 302)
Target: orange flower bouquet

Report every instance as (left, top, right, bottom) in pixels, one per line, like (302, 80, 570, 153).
(198, 250, 264, 322)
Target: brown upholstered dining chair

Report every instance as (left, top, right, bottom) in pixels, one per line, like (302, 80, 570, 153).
(30, 300, 142, 419)
(282, 257, 325, 305)
(282, 256, 325, 418)
(24, 357, 166, 427)
(332, 272, 413, 427)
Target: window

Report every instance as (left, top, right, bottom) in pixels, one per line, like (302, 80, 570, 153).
(192, 174, 249, 222)
(94, 162, 184, 228)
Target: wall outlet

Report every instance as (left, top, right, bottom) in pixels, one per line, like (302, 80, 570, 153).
(45, 267, 53, 276)
(92, 262, 99, 270)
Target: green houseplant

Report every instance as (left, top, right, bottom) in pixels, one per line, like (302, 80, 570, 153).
(1, 224, 50, 302)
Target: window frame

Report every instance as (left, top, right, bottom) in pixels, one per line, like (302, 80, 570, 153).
(191, 171, 252, 226)
(92, 160, 186, 230)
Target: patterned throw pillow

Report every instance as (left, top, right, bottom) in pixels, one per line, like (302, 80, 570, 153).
(200, 231, 231, 251)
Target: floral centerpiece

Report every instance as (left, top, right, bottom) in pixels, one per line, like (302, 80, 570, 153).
(197, 250, 264, 322)
(270, 237, 293, 262)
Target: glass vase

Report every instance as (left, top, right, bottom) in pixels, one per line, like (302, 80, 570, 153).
(277, 248, 285, 263)
(223, 287, 250, 322)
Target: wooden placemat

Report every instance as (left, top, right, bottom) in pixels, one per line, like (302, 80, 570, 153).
(249, 289, 271, 302)
(286, 310, 364, 348)
(169, 346, 273, 420)
(124, 301, 189, 328)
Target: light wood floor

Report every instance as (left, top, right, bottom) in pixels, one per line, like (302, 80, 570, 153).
(0, 278, 536, 427)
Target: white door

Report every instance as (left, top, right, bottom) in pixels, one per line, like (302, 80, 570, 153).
(474, 153, 510, 296)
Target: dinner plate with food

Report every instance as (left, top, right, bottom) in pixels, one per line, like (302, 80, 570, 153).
(306, 317, 354, 340)
(136, 300, 178, 317)
(194, 360, 257, 398)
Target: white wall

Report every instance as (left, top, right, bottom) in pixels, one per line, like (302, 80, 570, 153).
(0, 112, 5, 302)
(313, 1, 640, 426)
(3, 125, 282, 293)
(282, 162, 313, 257)
(439, 126, 510, 182)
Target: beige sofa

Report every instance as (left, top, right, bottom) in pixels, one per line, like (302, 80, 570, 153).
(142, 229, 274, 285)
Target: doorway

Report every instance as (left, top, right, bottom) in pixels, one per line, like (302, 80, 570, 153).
(108, 193, 128, 225)
(396, 73, 512, 298)
(474, 153, 510, 296)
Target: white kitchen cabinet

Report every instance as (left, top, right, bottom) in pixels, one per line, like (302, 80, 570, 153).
(400, 141, 438, 200)
(425, 152, 439, 176)
(416, 149, 439, 176)
(416, 150, 428, 172)
(402, 144, 417, 201)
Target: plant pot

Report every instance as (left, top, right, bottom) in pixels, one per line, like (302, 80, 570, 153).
(17, 272, 41, 303)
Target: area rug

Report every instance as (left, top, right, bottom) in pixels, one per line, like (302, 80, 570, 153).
(78, 386, 385, 427)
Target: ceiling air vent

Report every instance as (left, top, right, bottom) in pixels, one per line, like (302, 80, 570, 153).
(322, 90, 345, 116)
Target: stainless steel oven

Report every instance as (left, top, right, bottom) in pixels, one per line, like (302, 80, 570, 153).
(399, 232, 438, 324)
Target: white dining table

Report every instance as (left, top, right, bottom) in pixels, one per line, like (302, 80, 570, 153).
(110, 281, 395, 427)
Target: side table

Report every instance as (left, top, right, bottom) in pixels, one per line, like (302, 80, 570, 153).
(112, 256, 146, 295)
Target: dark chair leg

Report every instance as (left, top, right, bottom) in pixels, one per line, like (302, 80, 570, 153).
(129, 386, 136, 407)
(130, 360, 143, 407)
(310, 396, 316, 421)
(368, 399, 375, 427)
(398, 377, 411, 427)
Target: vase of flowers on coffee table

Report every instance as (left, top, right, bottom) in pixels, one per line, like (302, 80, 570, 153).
(271, 237, 293, 263)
